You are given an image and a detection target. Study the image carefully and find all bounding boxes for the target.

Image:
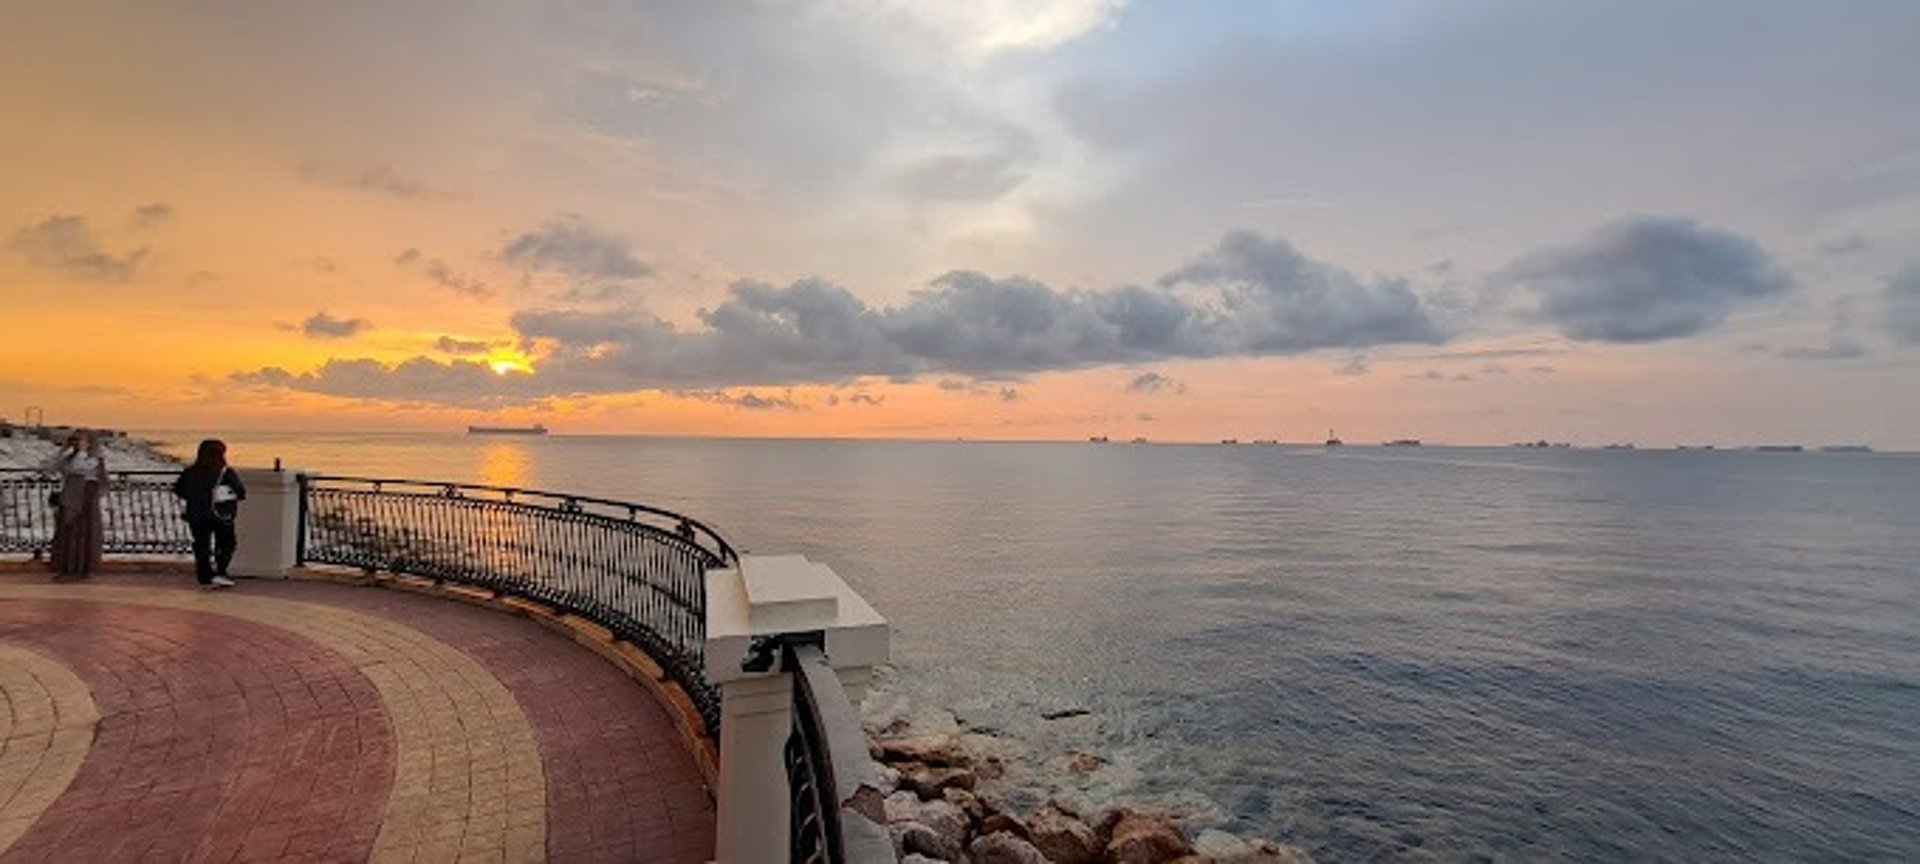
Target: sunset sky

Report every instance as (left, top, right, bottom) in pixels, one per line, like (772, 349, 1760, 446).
(3, 1, 1918, 446)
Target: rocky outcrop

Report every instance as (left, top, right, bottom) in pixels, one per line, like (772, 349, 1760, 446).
(970, 832, 1052, 864)
(1103, 810, 1194, 864)
(1028, 803, 1100, 864)
(869, 727, 1316, 864)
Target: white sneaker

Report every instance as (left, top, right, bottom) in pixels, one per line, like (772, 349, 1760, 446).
(209, 576, 236, 589)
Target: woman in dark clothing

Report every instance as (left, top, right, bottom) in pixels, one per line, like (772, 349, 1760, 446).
(173, 439, 246, 588)
(41, 429, 108, 578)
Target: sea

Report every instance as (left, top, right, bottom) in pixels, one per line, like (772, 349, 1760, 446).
(147, 432, 1920, 861)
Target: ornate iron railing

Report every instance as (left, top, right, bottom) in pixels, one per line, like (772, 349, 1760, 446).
(784, 641, 894, 864)
(297, 474, 736, 735)
(0, 468, 193, 557)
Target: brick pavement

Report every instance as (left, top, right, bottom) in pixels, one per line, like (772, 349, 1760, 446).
(0, 573, 715, 863)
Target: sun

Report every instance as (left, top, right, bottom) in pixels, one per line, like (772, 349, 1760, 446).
(488, 357, 531, 375)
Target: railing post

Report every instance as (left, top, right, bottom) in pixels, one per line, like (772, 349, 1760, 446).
(229, 466, 303, 579)
(705, 555, 890, 864)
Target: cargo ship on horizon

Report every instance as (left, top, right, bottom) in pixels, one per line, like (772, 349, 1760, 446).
(468, 424, 548, 436)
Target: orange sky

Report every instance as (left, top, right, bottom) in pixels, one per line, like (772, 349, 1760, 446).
(2, 3, 1916, 447)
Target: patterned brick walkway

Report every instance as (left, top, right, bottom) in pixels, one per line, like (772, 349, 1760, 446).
(0, 572, 714, 863)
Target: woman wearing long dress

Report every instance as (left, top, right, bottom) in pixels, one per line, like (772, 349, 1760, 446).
(42, 429, 108, 578)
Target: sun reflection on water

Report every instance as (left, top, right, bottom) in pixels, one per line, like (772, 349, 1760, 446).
(479, 441, 532, 489)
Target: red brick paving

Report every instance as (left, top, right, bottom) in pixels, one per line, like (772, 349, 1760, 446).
(233, 579, 717, 863)
(0, 572, 716, 863)
(0, 600, 393, 863)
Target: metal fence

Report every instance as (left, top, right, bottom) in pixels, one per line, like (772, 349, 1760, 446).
(297, 474, 736, 736)
(785, 641, 894, 864)
(0, 468, 193, 557)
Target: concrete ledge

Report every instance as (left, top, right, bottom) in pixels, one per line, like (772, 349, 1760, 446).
(286, 565, 720, 791)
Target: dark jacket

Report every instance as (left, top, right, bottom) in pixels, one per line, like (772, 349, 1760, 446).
(174, 465, 246, 523)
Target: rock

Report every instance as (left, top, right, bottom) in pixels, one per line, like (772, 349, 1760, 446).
(893, 821, 964, 862)
(1105, 810, 1194, 864)
(1027, 803, 1100, 864)
(1041, 706, 1092, 720)
(943, 787, 988, 824)
(884, 791, 970, 852)
(1062, 750, 1105, 776)
(904, 765, 978, 799)
(875, 734, 969, 767)
(874, 763, 903, 795)
(1194, 829, 1258, 860)
(902, 855, 947, 864)
(980, 812, 1033, 842)
(969, 831, 1051, 864)
(975, 755, 1007, 781)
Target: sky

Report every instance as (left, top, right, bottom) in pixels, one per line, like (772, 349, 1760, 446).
(2, 0, 1918, 446)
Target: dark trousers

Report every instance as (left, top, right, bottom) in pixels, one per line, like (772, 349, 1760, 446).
(189, 518, 237, 582)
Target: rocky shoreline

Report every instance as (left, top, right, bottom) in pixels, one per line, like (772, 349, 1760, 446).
(865, 728, 1312, 863)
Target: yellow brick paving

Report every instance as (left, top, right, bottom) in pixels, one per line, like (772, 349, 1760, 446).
(0, 585, 548, 863)
(0, 644, 99, 857)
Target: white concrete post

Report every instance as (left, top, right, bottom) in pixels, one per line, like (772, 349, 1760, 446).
(228, 467, 301, 579)
(705, 554, 889, 864)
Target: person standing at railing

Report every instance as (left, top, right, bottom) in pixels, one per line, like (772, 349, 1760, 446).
(39, 429, 109, 578)
(173, 439, 246, 589)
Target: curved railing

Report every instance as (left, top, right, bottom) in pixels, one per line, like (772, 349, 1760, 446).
(784, 641, 894, 864)
(0, 468, 193, 556)
(297, 474, 736, 735)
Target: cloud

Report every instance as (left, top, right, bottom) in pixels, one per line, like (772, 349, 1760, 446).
(395, 248, 491, 297)
(683, 390, 802, 410)
(301, 312, 371, 339)
(936, 378, 971, 391)
(1125, 371, 1185, 394)
(1530, 366, 1558, 374)
(1886, 265, 1920, 345)
(999, 388, 1020, 402)
(131, 203, 174, 228)
(1159, 231, 1443, 351)
(826, 392, 886, 407)
(240, 230, 1452, 404)
(299, 161, 444, 201)
(435, 336, 496, 354)
(231, 358, 530, 406)
(1781, 296, 1868, 360)
(501, 215, 651, 280)
(1819, 233, 1873, 257)
(1336, 354, 1370, 376)
(1504, 217, 1792, 342)
(6, 215, 149, 281)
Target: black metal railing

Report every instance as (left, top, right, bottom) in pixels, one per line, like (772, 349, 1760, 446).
(0, 469, 193, 557)
(784, 641, 893, 864)
(297, 474, 737, 735)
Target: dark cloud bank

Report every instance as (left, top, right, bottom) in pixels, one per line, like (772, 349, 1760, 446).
(236, 220, 1803, 406)
(1504, 217, 1792, 343)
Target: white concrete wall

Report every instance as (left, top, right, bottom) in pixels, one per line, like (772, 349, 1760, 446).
(705, 555, 890, 864)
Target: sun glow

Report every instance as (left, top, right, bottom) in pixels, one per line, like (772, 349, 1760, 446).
(488, 356, 531, 375)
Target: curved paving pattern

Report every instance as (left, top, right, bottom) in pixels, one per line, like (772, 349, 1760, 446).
(0, 645, 98, 855)
(0, 576, 715, 863)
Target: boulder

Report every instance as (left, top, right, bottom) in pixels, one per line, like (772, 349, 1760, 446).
(884, 791, 970, 852)
(980, 812, 1033, 843)
(969, 831, 1051, 864)
(875, 734, 969, 767)
(903, 765, 978, 799)
(1105, 810, 1194, 864)
(902, 856, 948, 864)
(943, 787, 988, 824)
(892, 821, 964, 862)
(1027, 803, 1100, 864)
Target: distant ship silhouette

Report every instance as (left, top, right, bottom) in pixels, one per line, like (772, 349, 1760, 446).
(468, 424, 548, 436)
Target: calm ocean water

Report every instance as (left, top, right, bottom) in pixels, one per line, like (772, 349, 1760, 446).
(152, 432, 1920, 861)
